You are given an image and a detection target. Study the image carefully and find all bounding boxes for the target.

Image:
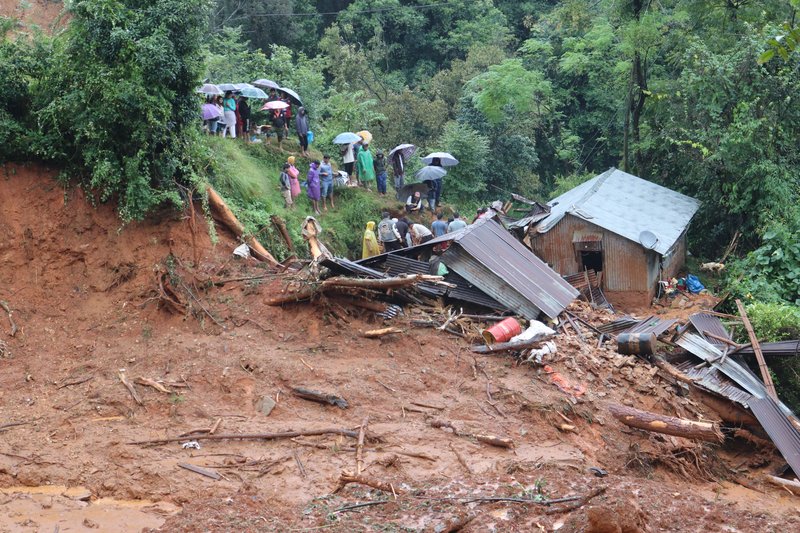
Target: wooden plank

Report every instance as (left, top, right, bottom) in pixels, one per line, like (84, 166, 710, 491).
(736, 300, 778, 401)
(178, 462, 221, 480)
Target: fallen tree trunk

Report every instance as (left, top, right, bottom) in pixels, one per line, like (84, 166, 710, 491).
(608, 403, 724, 443)
(333, 471, 404, 495)
(363, 327, 403, 338)
(265, 274, 444, 306)
(471, 334, 554, 354)
(271, 214, 294, 252)
(206, 186, 278, 267)
(128, 427, 360, 446)
(765, 474, 800, 494)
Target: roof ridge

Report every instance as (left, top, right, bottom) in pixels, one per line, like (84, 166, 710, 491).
(570, 167, 615, 210)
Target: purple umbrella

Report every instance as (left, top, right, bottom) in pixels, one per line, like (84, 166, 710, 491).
(201, 103, 222, 120)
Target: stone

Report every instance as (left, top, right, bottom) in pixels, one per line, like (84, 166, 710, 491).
(255, 395, 276, 416)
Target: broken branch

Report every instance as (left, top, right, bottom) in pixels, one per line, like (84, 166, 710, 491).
(118, 370, 143, 406)
(333, 472, 405, 495)
(128, 428, 360, 446)
(608, 403, 723, 443)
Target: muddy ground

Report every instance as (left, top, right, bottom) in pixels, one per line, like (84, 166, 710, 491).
(0, 164, 798, 532)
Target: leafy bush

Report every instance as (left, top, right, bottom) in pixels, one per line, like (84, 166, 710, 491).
(725, 219, 800, 305)
(432, 121, 489, 205)
(36, 0, 211, 221)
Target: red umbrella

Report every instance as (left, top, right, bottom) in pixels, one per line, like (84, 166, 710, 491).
(260, 101, 289, 111)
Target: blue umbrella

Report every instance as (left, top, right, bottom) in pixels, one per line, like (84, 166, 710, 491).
(238, 86, 268, 99)
(415, 166, 447, 182)
(333, 132, 362, 145)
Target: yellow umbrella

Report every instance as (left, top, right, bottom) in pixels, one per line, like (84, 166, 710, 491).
(357, 130, 373, 144)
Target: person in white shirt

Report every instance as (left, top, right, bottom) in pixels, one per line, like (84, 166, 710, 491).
(410, 223, 433, 245)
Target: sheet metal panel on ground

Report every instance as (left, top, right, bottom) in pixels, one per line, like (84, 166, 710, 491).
(441, 218, 578, 320)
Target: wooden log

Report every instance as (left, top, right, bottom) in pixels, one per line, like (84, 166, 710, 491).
(765, 474, 800, 494)
(608, 403, 724, 443)
(356, 416, 369, 475)
(178, 462, 221, 480)
(363, 327, 403, 338)
(134, 377, 172, 394)
(271, 214, 294, 252)
(291, 387, 348, 409)
(206, 186, 278, 266)
(736, 300, 778, 401)
(0, 300, 17, 337)
(265, 274, 443, 306)
(471, 334, 554, 354)
(128, 428, 360, 446)
(333, 472, 404, 495)
(118, 370, 143, 406)
(474, 434, 514, 449)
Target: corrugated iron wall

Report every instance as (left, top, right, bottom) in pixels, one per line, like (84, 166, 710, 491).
(661, 231, 687, 280)
(529, 214, 650, 292)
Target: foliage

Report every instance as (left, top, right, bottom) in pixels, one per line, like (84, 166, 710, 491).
(37, 0, 212, 221)
(726, 218, 800, 305)
(432, 121, 490, 205)
(371, 89, 447, 154)
(745, 301, 800, 413)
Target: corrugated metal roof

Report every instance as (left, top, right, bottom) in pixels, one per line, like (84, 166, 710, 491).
(629, 316, 677, 337)
(736, 340, 800, 358)
(748, 396, 800, 477)
(383, 255, 447, 296)
(537, 168, 701, 255)
(442, 218, 578, 320)
(673, 360, 753, 407)
(444, 272, 508, 311)
(675, 333, 796, 418)
(688, 313, 732, 349)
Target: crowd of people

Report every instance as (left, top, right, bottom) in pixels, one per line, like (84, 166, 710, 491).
(202, 89, 309, 152)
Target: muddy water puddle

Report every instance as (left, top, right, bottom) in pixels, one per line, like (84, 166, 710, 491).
(0, 486, 179, 532)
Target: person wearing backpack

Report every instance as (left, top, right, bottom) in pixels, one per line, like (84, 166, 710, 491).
(279, 163, 294, 209)
(377, 212, 402, 252)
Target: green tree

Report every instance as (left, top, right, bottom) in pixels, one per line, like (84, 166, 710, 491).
(433, 121, 490, 205)
(37, 0, 211, 220)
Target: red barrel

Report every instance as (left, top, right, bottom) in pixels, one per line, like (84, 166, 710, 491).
(482, 317, 522, 344)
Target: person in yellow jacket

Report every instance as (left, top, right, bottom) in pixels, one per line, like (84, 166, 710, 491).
(362, 221, 381, 259)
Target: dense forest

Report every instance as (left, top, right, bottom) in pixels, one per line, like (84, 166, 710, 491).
(1, 0, 798, 314)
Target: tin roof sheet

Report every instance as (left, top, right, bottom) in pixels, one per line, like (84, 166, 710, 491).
(383, 255, 447, 296)
(443, 218, 578, 319)
(748, 396, 800, 477)
(688, 313, 732, 348)
(537, 168, 701, 255)
(673, 360, 753, 407)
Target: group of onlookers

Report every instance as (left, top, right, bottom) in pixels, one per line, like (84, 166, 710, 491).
(279, 154, 336, 215)
(202, 89, 309, 156)
(362, 211, 469, 259)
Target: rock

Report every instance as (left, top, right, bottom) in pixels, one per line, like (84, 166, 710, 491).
(63, 486, 92, 501)
(83, 518, 100, 529)
(255, 395, 276, 416)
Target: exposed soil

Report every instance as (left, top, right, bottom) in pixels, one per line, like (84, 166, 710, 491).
(0, 0, 67, 33)
(0, 163, 797, 532)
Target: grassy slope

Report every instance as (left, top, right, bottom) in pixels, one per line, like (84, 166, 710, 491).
(205, 136, 393, 260)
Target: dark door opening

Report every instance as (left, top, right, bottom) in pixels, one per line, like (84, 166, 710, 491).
(579, 251, 603, 273)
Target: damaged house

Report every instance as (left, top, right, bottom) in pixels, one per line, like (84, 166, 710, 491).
(528, 168, 701, 308)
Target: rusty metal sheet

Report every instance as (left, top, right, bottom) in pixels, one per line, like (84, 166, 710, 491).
(689, 313, 732, 348)
(736, 340, 800, 358)
(748, 396, 800, 477)
(597, 316, 641, 334)
(443, 218, 578, 319)
(629, 316, 677, 337)
(383, 255, 446, 297)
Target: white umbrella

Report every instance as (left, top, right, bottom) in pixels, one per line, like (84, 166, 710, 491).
(422, 152, 459, 167)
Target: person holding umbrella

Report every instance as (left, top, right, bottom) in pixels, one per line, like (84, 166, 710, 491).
(238, 96, 251, 142)
(389, 144, 416, 197)
(202, 96, 221, 135)
(222, 91, 237, 138)
(356, 143, 376, 190)
(295, 107, 310, 157)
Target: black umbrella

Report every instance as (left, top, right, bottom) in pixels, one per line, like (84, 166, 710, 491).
(279, 87, 303, 106)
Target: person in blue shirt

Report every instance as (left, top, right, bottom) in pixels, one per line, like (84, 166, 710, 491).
(319, 154, 335, 211)
(431, 212, 448, 237)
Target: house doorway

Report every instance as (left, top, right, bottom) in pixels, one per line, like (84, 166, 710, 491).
(579, 250, 603, 273)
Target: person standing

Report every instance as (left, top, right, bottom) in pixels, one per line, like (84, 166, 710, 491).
(395, 216, 410, 248)
(287, 156, 301, 200)
(222, 91, 237, 138)
(306, 160, 321, 215)
(342, 142, 356, 184)
(448, 212, 467, 232)
(374, 150, 388, 196)
(377, 212, 402, 252)
(295, 107, 310, 157)
(214, 96, 226, 135)
(356, 143, 376, 190)
(271, 110, 286, 150)
(319, 154, 335, 211)
(279, 163, 294, 209)
(431, 212, 448, 237)
(362, 221, 381, 259)
(238, 96, 251, 142)
(391, 151, 405, 196)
